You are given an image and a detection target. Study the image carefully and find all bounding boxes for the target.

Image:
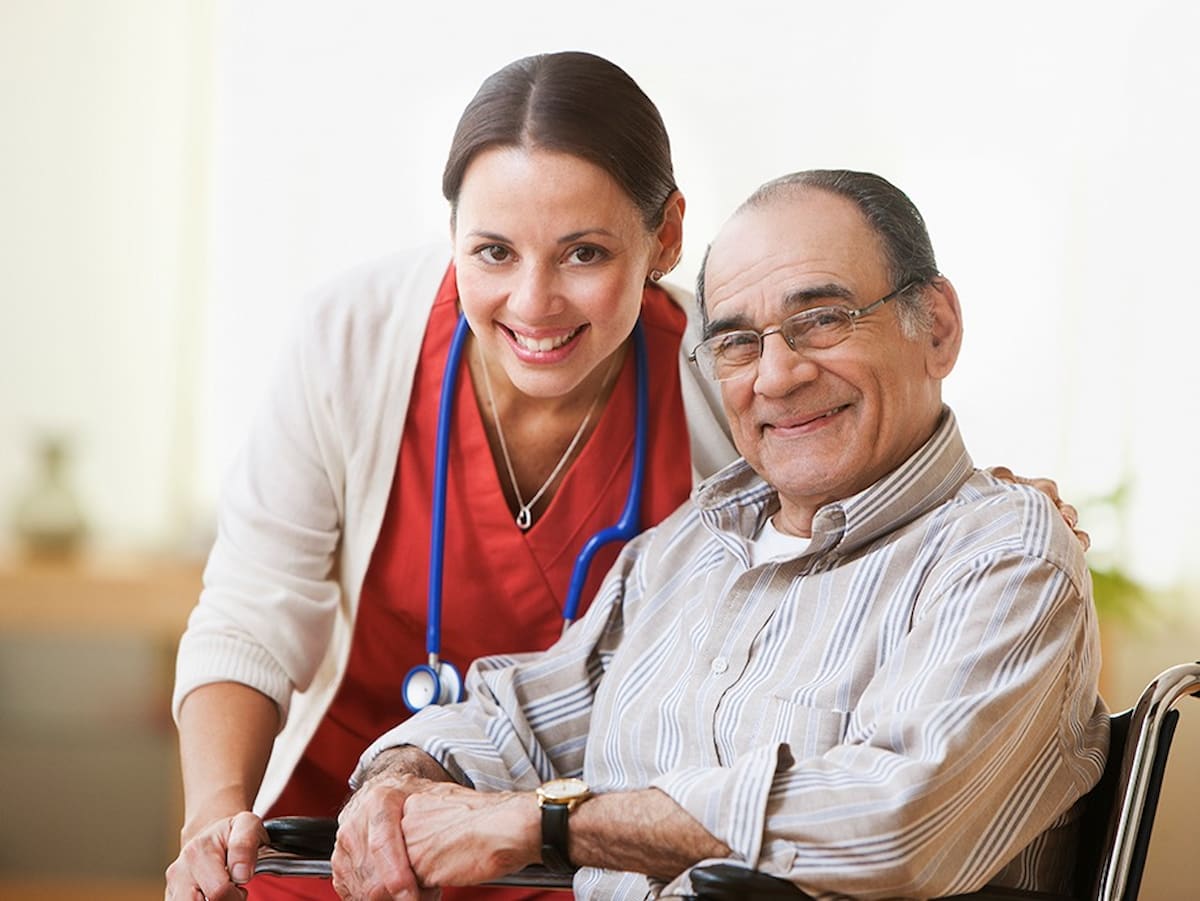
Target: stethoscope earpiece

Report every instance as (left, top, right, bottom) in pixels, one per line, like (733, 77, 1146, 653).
(407, 314, 648, 711)
(402, 659, 465, 713)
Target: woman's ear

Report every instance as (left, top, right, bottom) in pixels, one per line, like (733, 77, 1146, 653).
(653, 190, 686, 273)
(924, 276, 963, 378)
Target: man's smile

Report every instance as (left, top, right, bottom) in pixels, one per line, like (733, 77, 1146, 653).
(763, 403, 851, 435)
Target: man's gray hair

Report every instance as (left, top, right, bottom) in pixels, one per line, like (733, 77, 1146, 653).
(697, 169, 939, 337)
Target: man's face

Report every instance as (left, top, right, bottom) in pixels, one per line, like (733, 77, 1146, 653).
(702, 189, 959, 535)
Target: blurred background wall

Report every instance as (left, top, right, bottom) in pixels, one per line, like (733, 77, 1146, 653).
(0, 1, 1196, 898)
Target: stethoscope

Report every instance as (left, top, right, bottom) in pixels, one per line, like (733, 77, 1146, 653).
(402, 312, 649, 712)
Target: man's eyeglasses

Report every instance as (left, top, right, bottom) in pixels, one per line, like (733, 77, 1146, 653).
(688, 281, 920, 382)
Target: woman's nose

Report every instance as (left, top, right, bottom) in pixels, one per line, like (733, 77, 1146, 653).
(507, 263, 566, 319)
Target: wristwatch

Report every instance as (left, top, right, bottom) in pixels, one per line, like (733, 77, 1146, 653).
(535, 776, 592, 873)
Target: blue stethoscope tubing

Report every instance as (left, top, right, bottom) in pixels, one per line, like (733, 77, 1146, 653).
(402, 312, 648, 712)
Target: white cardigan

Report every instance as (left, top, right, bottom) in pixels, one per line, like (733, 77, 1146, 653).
(172, 244, 737, 812)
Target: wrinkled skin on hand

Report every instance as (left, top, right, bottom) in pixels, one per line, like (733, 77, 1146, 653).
(988, 465, 1090, 551)
(164, 810, 268, 901)
(332, 774, 538, 900)
(400, 783, 538, 888)
(332, 772, 441, 901)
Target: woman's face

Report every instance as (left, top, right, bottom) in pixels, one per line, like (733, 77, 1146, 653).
(452, 146, 681, 402)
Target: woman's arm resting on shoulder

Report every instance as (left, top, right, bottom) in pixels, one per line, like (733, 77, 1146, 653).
(165, 682, 279, 900)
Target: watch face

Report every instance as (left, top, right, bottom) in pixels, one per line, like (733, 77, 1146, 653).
(539, 776, 590, 802)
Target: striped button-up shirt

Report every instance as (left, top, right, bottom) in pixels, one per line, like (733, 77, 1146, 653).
(357, 409, 1108, 900)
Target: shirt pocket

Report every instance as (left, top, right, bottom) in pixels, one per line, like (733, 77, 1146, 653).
(757, 696, 850, 759)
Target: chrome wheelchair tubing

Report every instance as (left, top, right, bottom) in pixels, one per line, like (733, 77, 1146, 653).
(1096, 661, 1200, 901)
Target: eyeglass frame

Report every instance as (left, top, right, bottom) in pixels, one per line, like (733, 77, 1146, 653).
(687, 279, 923, 382)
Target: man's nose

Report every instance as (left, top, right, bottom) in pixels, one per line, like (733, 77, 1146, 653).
(753, 331, 819, 397)
(508, 263, 566, 319)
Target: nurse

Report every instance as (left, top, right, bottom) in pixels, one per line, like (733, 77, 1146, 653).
(168, 50, 733, 901)
(166, 51, 1080, 901)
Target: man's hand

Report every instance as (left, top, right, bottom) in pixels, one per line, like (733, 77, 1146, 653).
(401, 783, 540, 887)
(164, 810, 268, 901)
(332, 769, 439, 901)
(333, 773, 539, 897)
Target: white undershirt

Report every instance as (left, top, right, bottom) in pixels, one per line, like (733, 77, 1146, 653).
(748, 516, 811, 566)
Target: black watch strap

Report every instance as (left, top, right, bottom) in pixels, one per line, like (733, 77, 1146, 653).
(540, 801, 575, 873)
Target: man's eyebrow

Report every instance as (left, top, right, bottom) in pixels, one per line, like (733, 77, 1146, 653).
(703, 283, 855, 339)
(783, 283, 854, 307)
(703, 313, 753, 340)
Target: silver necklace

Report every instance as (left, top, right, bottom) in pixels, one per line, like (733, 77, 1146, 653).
(476, 346, 617, 530)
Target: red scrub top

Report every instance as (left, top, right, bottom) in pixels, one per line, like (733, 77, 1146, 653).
(251, 266, 695, 900)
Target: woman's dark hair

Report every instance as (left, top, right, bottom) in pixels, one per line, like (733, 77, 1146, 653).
(443, 51, 677, 230)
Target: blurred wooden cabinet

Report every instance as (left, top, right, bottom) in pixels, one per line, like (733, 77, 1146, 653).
(0, 553, 202, 898)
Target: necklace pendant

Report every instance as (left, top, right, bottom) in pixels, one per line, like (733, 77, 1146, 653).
(516, 506, 533, 531)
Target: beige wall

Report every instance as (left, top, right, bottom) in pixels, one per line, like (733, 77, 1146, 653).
(0, 0, 212, 552)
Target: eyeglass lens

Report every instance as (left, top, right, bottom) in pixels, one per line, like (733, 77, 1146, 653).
(702, 307, 856, 379)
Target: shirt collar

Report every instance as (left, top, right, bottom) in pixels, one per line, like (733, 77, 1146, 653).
(695, 407, 973, 561)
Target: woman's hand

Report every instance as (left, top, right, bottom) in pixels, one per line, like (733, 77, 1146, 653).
(164, 810, 268, 901)
(988, 466, 1090, 551)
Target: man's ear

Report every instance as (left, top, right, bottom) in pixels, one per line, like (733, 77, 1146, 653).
(924, 277, 963, 378)
(653, 190, 686, 274)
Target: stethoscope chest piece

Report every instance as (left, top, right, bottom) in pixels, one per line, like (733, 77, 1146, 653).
(403, 658, 464, 712)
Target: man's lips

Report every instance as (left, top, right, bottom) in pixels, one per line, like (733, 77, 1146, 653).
(764, 404, 851, 432)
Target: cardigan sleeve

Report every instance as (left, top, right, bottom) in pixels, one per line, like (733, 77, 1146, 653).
(662, 280, 737, 483)
(172, 292, 347, 723)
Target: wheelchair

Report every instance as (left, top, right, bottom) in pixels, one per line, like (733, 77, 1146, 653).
(255, 661, 1199, 900)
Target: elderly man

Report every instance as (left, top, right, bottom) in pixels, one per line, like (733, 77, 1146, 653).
(331, 170, 1108, 900)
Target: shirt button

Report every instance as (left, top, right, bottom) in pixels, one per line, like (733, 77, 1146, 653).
(711, 657, 729, 675)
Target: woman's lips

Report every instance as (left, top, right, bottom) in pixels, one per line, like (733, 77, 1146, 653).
(502, 323, 587, 362)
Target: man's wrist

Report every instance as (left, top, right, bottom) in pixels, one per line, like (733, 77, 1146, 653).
(536, 777, 593, 873)
(359, 744, 452, 786)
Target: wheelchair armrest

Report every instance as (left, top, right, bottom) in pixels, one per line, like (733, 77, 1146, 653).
(264, 815, 337, 858)
(256, 816, 573, 888)
(686, 864, 1075, 901)
(255, 816, 337, 878)
(689, 863, 812, 900)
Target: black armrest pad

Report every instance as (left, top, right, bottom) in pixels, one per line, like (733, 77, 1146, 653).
(263, 816, 337, 859)
(690, 863, 813, 900)
(256, 815, 572, 888)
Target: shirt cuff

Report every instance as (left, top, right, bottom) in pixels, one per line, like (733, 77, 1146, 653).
(350, 707, 477, 789)
(650, 742, 793, 868)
